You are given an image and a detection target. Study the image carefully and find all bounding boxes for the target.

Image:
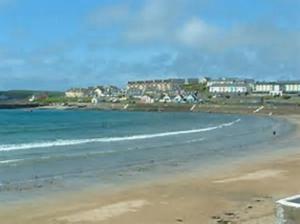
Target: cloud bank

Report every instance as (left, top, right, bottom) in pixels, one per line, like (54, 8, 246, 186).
(0, 0, 299, 90)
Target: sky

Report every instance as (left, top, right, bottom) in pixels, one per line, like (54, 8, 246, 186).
(0, 0, 299, 90)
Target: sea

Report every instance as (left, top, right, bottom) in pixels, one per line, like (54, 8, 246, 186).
(0, 110, 294, 203)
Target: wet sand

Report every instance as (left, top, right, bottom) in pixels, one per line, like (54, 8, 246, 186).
(1, 115, 300, 224)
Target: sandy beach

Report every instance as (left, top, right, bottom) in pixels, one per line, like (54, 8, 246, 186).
(1, 0, 299, 223)
(1, 115, 300, 224)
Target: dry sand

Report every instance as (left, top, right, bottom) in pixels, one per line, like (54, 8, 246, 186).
(1, 115, 300, 224)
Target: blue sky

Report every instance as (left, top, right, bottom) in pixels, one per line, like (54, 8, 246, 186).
(0, 0, 299, 90)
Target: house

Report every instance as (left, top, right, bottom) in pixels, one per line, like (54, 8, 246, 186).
(126, 88, 144, 98)
(105, 85, 122, 97)
(110, 97, 120, 103)
(66, 85, 122, 99)
(173, 94, 185, 103)
(28, 95, 36, 102)
(28, 94, 48, 101)
(185, 94, 198, 103)
(93, 86, 106, 97)
(65, 88, 88, 98)
(159, 94, 172, 103)
(209, 84, 249, 94)
(91, 97, 99, 104)
(140, 95, 154, 104)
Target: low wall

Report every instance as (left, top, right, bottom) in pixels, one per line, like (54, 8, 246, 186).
(277, 195, 300, 224)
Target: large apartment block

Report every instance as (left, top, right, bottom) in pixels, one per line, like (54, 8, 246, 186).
(209, 84, 249, 94)
(281, 81, 300, 93)
(253, 81, 300, 96)
(126, 79, 185, 97)
(208, 78, 300, 95)
(208, 78, 253, 94)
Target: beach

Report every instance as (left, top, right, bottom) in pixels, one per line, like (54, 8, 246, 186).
(1, 0, 299, 222)
(0, 113, 300, 223)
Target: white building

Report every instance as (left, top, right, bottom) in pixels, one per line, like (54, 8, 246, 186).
(65, 88, 88, 98)
(127, 79, 185, 97)
(254, 82, 279, 93)
(93, 87, 105, 97)
(91, 97, 99, 104)
(159, 94, 172, 103)
(185, 94, 198, 103)
(28, 95, 36, 102)
(281, 81, 300, 94)
(253, 82, 282, 96)
(173, 94, 185, 103)
(140, 95, 154, 104)
(209, 84, 249, 94)
(207, 78, 252, 87)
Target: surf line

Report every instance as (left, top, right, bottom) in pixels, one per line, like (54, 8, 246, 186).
(0, 119, 241, 152)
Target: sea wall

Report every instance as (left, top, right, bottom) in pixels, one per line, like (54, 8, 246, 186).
(277, 196, 300, 224)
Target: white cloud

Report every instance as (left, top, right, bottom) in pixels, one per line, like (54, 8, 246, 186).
(83, 0, 300, 82)
(1, 0, 299, 90)
(125, 0, 181, 42)
(177, 18, 217, 47)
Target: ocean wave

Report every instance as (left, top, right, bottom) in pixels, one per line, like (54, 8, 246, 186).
(0, 159, 25, 164)
(0, 119, 241, 152)
(184, 138, 205, 144)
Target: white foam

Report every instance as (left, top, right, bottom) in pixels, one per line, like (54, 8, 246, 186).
(0, 159, 25, 164)
(0, 119, 241, 152)
(184, 138, 205, 144)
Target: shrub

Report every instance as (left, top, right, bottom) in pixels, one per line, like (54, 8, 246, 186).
(282, 95, 291, 100)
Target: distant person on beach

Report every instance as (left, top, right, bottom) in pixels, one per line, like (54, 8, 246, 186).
(273, 131, 277, 136)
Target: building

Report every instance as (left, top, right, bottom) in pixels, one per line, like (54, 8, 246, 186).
(91, 97, 99, 104)
(280, 81, 300, 94)
(28, 95, 36, 102)
(126, 88, 144, 97)
(185, 94, 198, 103)
(253, 82, 280, 93)
(140, 95, 154, 104)
(65, 88, 88, 98)
(28, 94, 48, 102)
(126, 79, 185, 97)
(66, 85, 122, 99)
(209, 84, 249, 94)
(199, 77, 210, 84)
(207, 78, 241, 87)
(104, 85, 122, 97)
(173, 94, 185, 103)
(252, 81, 300, 96)
(207, 78, 254, 88)
(159, 94, 172, 103)
(253, 82, 282, 96)
(92, 86, 105, 97)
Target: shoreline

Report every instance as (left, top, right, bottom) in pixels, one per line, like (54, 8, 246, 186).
(0, 115, 300, 223)
(1, 101, 299, 116)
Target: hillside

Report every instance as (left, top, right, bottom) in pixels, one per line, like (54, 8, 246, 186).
(0, 90, 64, 102)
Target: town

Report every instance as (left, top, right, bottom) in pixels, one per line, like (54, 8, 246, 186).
(1, 77, 300, 112)
(62, 77, 300, 105)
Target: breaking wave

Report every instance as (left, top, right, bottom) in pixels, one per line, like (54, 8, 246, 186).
(0, 119, 241, 152)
